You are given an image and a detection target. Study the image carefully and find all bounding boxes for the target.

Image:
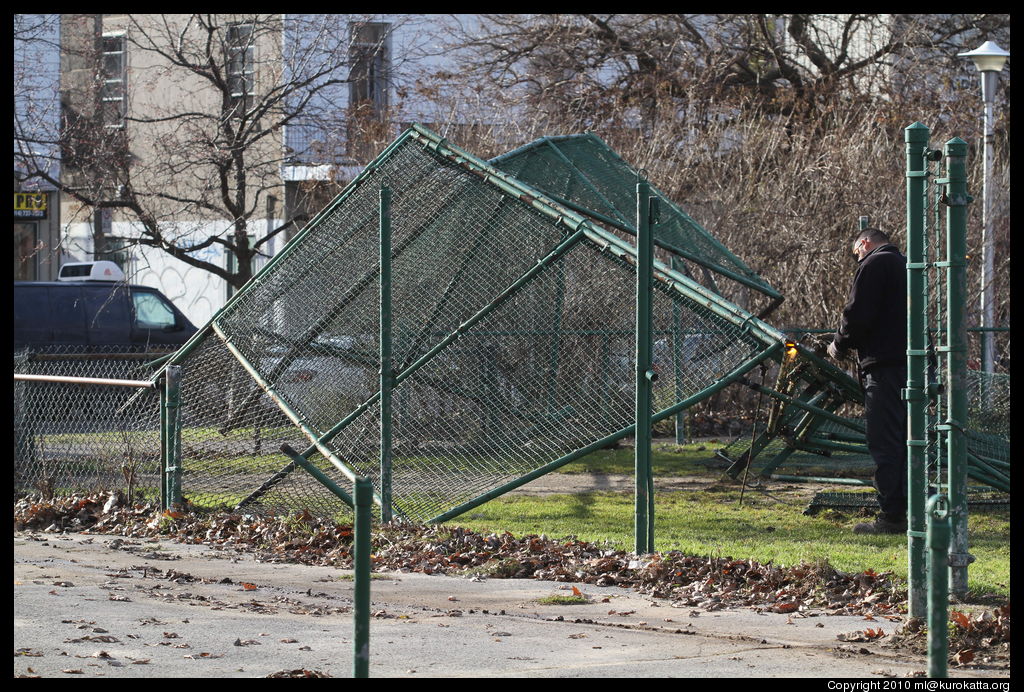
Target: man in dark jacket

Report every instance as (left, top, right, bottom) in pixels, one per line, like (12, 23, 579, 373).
(827, 228, 908, 534)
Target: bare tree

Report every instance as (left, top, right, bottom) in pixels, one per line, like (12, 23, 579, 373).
(14, 14, 415, 291)
(419, 14, 1010, 361)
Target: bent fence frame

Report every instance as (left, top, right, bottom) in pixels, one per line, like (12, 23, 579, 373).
(141, 124, 837, 551)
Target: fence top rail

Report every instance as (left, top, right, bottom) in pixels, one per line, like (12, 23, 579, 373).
(13, 373, 157, 389)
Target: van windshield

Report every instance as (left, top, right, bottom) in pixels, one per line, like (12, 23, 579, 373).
(132, 291, 177, 329)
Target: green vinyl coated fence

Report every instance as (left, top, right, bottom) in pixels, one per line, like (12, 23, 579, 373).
(14, 124, 1005, 572)
(148, 124, 814, 524)
(13, 124, 863, 528)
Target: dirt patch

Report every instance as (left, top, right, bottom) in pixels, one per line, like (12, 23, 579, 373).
(509, 471, 842, 507)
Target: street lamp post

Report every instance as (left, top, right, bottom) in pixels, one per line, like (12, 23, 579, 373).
(958, 40, 1010, 373)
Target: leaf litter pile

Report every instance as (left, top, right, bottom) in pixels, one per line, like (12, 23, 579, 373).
(14, 493, 1009, 668)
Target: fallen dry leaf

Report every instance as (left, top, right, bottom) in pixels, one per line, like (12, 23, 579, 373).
(12, 490, 1009, 667)
(951, 610, 972, 630)
(953, 649, 975, 666)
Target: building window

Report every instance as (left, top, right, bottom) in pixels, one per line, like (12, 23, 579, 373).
(348, 22, 390, 115)
(226, 23, 255, 119)
(100, 34, 127, 129)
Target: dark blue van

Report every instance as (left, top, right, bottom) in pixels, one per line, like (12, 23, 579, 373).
(14, 261, 198, 351)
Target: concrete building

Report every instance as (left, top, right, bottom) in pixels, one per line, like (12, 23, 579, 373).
(57, 14, 455, 326)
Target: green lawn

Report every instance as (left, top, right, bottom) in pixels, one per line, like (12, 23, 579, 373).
(444, 444, 1010, 602)
(449, 490, 1009, 600)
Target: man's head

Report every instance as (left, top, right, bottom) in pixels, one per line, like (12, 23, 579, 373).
(852, 228, 890, 261)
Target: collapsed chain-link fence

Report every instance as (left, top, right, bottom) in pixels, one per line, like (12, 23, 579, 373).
(14, 345, 164, 500)
(491, 134, 782, 314)
(718, 356, 1010, 496)
(14, 124, 1007, 525)
(158, 124, 789, 522)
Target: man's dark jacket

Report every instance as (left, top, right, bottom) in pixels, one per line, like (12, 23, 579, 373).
(834, 243, 907, 372)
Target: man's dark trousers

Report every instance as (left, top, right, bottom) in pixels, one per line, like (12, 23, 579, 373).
(863, 364, 908, 522)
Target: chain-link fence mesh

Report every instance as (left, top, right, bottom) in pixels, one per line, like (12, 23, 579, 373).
(21, 127, 1004, 519)
(963, 369, 1009, 490)
(491, 134, 780, 308)
(14, 345, 164, 500)
(164, 125, 777, 522)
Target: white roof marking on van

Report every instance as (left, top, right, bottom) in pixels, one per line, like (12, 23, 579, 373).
(57, 261, 126, 282)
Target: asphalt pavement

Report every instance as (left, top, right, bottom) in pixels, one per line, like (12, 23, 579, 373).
(13, 531, 1011, 679)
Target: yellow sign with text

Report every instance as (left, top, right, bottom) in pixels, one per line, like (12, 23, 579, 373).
(14, 192, 48, 219)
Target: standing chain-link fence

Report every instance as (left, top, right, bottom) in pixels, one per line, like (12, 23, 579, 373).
(14, 345, 165, 501)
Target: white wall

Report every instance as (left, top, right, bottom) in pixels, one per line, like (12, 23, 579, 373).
(60, 218, 280, 328)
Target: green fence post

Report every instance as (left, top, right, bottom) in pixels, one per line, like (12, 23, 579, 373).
(159, 375, 168, 509)
(379, 186, 393, 524)
(942, 137, 973, 596)
(279, 445, 355, 507)
(927, 494, 951, 679)
(635, 177, 655, 555)
(163, 365, 182, 507)
(905, 122, 931, 618)
(353, 477, 372, 678)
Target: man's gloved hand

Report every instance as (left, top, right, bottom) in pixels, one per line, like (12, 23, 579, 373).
(826, 341, 840, 360)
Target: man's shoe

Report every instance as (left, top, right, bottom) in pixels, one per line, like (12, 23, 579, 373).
(853, 517, 907, 535)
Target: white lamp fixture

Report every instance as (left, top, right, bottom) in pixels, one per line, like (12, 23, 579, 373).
(958, 40, 1010, 73)
(958, 40, 1009, 374)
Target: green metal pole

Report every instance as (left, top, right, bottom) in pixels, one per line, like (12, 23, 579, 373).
(159, 377, 167, 509)
(164, 365, 182, 507)
(905, 122, 931, 618)
(737, 380, 867, 434)
(379, 186, 393, 523)
(942, 137, 973, 597)
(353, 477, 372, 678)
(635, 177, 655, 555)
(927, 494, 951, 679)
(280, 444, 355, 507)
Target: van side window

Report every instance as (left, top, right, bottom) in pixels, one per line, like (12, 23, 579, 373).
(132, 291, 177, 329)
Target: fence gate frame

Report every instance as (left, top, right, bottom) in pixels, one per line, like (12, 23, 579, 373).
(904, 122, 975, 620)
